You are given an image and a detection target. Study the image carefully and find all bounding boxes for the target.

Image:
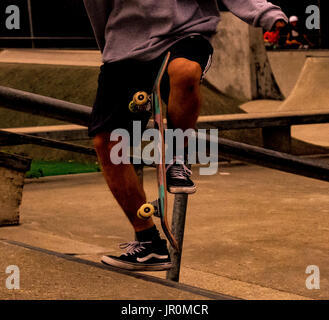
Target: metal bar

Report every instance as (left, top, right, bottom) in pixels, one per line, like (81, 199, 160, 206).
(0, 86, 91, 126)
(25, 129, 89, 142)
(2, 126, 89, 142)
(0, 130, 96, 155)
(262, 126, 291, 153)
(1, 86, 329, 129)
(166, 194, 189, 282)
(196, 111, 329, 130)
(206, 134, 329, 182)
(0, 86, 328, 181)
(319, 0, 329, 48)
(0, 130, 149, 165)
(26, 0, 35, 48)
(2, 86, 329, 130)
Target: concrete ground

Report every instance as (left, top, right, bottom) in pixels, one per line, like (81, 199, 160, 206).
(1, 162, 328, 300)
(0, 48, 328, 300)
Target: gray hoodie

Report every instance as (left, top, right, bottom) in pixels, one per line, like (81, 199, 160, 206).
(83, 0, 287, 63)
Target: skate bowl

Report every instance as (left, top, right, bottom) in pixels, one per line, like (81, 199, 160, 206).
(268, 50, 329, 98)
(241, 57, 329, 148)
(279, 57, 329, 112)
(279, 57, 329, 147)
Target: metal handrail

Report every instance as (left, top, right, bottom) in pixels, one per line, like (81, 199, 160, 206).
(0, 85, 328, 182)
(1, 85, 328, 281)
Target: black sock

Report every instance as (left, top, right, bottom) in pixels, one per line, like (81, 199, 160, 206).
(136, 225, 161, 242)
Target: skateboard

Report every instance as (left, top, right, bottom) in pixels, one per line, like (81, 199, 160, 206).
(128, 52, 180, 252)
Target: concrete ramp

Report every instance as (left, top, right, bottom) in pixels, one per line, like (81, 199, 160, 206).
(278, 57, 329, 147)
(279, 57, 329, 112)
(240, 57, 329, 148)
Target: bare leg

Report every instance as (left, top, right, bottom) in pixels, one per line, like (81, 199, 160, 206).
(94, 58, 201, 231)
(94, 132, 154, 232)
(167, 57, 203, 133)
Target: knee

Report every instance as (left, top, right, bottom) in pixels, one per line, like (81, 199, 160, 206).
(94, 132, 117, 152)
(93, 133, 108, 151)
(168, 58, 202, 90)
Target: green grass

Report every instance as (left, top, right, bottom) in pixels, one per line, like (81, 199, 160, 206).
(26, 160, 100, 178)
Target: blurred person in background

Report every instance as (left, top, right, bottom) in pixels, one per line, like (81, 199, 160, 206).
(264, 21, 286, 49)
(286, 16, 314, 49)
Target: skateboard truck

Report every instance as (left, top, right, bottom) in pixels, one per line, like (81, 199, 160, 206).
(128, 91, 152, 113)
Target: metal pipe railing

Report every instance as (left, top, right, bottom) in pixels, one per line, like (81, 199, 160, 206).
(0, 86, 91, 126)
(1, 85, 329, 281)
(1, 85, 328, 181)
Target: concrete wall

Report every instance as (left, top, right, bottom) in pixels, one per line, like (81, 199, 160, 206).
(206, 12, 329, 101)
(206, 12, 283, 101)
(0, 152, 31, 226)
(0, 167, 25, 225)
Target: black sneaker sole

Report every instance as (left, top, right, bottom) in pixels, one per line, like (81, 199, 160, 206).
(101, 256, 173, 271)
(168, 185, 197, 194)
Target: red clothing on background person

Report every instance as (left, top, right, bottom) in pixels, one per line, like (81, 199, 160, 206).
(264, 30, 280, 45)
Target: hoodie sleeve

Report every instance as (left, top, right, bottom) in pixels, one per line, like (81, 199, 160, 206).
(83, 0, 112, 52)
(221, 0, 288, 30)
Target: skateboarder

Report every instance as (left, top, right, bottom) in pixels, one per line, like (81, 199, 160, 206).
(83, 0, 288, 271)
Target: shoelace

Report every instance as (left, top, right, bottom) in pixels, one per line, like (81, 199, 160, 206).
(166, 162, 192, 180)
(119, 241, 151, 256)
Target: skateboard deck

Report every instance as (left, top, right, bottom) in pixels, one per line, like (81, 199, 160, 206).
(129, 52, 180, 252)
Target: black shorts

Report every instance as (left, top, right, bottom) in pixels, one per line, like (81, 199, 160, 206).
(88, 35, 213, 137)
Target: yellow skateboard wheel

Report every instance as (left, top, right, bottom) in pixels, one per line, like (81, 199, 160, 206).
(137, 203, 155, 220)
(133, 91, 148, 106)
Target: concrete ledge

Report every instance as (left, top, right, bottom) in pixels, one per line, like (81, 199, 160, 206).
(0, 152, 31, 226)
(0, 49, 102, 67)
(2, 124, 89, 143)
